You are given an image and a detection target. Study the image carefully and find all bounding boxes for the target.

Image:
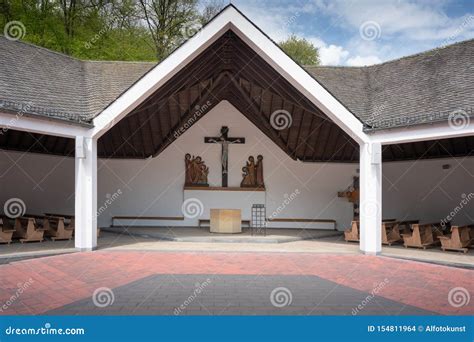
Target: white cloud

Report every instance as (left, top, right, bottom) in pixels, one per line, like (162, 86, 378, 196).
(305, 0, 473, 64)
(308, 0, 474, 41)
(233, 2, 302, 42)
(231, 3, 353, 66)
(346, 55, 382, 66)
(319, 44, 350, 65)
(231, 0, 473, 66)
(308, 37, 350, 65)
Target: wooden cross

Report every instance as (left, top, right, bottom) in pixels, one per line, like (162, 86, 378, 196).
(204, 126, 245, 187)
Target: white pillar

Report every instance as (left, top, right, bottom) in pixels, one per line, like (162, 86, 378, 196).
(359, 142, 382, 255)
(75, 136, 98, 251)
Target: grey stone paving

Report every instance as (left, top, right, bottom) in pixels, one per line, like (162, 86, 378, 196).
(46, 274, 434, 316)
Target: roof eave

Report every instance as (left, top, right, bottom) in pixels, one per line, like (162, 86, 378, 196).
(0, 107, 94, 128)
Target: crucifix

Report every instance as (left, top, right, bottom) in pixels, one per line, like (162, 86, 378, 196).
(204, 126, 245, 187)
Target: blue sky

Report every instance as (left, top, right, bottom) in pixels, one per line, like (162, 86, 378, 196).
(226, 0, 474, 66)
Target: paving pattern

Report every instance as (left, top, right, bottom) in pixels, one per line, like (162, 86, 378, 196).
(0, 251, 472, 315)
(46, 274, 433, 315)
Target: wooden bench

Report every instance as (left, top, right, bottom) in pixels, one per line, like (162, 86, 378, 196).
(470, 225, 474, 247)
(45, 213, 104, 239)
(13, 215, 47, 243)
(401, 223, 441, 249)
(0, 216, 16, 244)
(438, 225, 472, 253)
(398, 220, 419, 234)
(345, 219, 419, 245)
(344, 221, 359, 242)
(43, 214, 74, 241)
(382, 221, 403, 246)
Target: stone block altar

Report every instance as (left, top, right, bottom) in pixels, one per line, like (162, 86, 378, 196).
(210, 209, 242, 233)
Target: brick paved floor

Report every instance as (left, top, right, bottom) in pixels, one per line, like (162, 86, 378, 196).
(0, 251, 472, 315)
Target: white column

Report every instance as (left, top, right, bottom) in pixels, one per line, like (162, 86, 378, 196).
(75, 136, 98, 251)
(359, 142, 382, 255)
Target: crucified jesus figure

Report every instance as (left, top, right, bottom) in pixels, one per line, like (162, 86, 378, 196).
(204, 126, 245, 187)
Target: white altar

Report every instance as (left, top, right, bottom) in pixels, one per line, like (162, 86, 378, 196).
(210, 209, 242, 233)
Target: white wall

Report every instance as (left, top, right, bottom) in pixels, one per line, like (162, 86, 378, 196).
(1, 100, 473, 230)
(96, 101, 356, 229)
(382, 158, 474, 226)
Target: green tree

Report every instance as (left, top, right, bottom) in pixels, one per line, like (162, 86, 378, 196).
(279, 35, 320, 66)
(0, 0, 227, 61)
(199, 0, 224, 25)
(137, 0, 199, 60)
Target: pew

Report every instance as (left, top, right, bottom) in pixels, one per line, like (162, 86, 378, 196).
(345, 220, 403, 244)
(438, 225, 472, 253)
(398, 220, 419, 235)
(45, 213, 102, 238)
(13, 215, 47, 243)
(469, 225, 474, 247)
(344, 221, 359, 242)
(382, 221, 403, 246)
(0, 216, 16, 244)
(401, 223, 441, 249)
(43, 215, 74, 241)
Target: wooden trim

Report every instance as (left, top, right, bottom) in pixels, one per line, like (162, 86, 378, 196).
(184, 186, 265, 192)
(113, 216, 185, 221)
(267, 218, 336, 223)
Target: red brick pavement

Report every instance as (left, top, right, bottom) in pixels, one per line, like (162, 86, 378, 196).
(0, 251, 472, 315)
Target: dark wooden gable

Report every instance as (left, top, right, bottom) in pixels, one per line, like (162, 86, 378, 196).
(98, 30, 358, 161)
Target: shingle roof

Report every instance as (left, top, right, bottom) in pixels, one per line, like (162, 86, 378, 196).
(0, 36, 86, 122)
(0, 35, 472, 131)
(0, 36, 155, 124)
(306, 39, 474, 131)
(83, 61, 155, 119)
(305, 65, 369, 123)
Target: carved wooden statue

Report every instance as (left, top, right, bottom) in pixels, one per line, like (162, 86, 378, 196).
(198, 164, 209, 184)
(247, 156, 256, 185)
(240, 155, 264, 188)
(185, 153, 209, 187)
